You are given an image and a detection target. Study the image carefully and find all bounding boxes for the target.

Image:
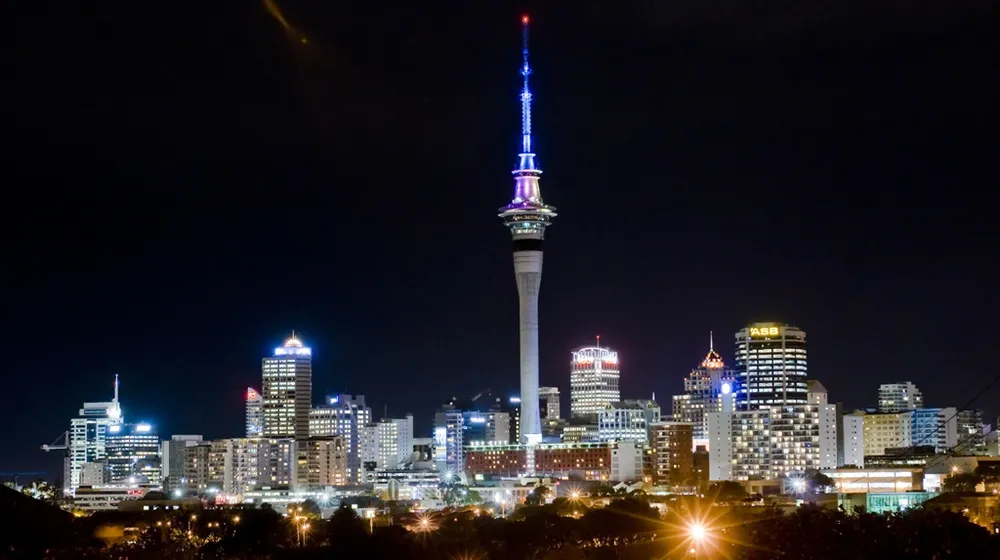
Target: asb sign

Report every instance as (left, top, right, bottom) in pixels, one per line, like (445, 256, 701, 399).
(749, 326, 780, 337)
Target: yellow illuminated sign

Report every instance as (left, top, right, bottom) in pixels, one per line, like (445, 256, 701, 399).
(749, 326, 780, 337)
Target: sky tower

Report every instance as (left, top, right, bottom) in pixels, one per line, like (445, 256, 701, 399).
(499, 15, 556, 445)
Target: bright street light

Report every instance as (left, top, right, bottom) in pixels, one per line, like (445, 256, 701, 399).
(689, 523, 707, 541)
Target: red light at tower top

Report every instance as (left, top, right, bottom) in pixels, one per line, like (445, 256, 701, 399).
(521, 14, 529, 24)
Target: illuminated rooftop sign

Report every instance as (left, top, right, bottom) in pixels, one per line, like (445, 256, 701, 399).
(247, 388, 260, 400)
(749, 326, 780, 337)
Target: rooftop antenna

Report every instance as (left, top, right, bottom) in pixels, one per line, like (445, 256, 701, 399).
(520, 14, 532, 156)
(596, 334, 600, 349)
(709, 330, 714, 351)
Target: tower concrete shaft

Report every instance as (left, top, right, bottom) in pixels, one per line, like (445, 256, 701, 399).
(514, 247, 543, 444)
(498, 15, 555, 446)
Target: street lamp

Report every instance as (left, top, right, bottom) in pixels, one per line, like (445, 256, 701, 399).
(687, 522, 711, 558)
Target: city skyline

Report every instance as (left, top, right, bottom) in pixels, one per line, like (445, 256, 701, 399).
(6, 2, 997, 476)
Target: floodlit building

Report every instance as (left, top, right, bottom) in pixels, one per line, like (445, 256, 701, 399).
(671, 333, 737, 444)
(877, 382, 924, 413)
(570, 343, 621, 420)
(862, 412, 912, 456)
(262, 333, 312, 439)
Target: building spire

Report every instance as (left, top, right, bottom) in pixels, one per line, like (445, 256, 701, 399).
(709, 330, 714, 351)
(514, 14, 540, 175)
(114, 374, 119, 404)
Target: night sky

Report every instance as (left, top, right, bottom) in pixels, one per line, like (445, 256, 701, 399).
(6, 1, 998, 477)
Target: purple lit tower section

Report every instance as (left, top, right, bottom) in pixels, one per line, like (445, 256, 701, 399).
(498, 15, 556, 446)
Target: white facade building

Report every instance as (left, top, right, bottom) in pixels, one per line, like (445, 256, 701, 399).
(610, 441, 644, 482)
(597, 400, 660, 443)
(706, 382, 735, 481)
(262, 334, 312, 439)
(64, 376, 124, 493)
(309, 394, 371, 483)
(840, 413, 865, 467)
(808, 381, 838, 470)
(570, 344, 621, 419)
(877, 382, 924, 413)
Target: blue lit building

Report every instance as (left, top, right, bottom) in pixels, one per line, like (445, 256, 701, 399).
(910, 408, 958, 453)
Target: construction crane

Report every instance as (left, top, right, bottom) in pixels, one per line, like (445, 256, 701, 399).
(0, 471, 47, 487)
(41, 431, 69, 452)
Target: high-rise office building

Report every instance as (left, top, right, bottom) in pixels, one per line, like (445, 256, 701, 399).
(877, 382, 924, 413)
(246, 387, 263, 437)
(711, 325, 822, 481)
(359, 415, 415, 477)
(672, 333, 737, 443)
(597, 400, 661, 443)
(570, 342, 621, 420)
(498, 15, 556, 446)
(539, 387, 561, 420)
(309, 394, 371, 482)
(262, 333, 312, 439)
(65, 376, 124, 492)
(106, 423, 161, 485)
(734, 323, 808, 410)
(433, 404, 465, 475)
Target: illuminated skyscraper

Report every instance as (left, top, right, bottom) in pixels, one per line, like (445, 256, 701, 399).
(106, 422, 160, 485)
(309, 394, 371, 483)
(498, 15, 556, 445)
(246, 387, 263, 437)
(64, 375, 124, 492)
(262, 333, 312, 439)
(734, 323, 808, 410)
(570, 341, 621, 420)
(671, 333, 737, 443)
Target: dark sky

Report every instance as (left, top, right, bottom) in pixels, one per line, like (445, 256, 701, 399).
(6, 1, 998, 476)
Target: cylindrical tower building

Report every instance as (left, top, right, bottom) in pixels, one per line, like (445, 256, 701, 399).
(734, 323, 807, 410)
